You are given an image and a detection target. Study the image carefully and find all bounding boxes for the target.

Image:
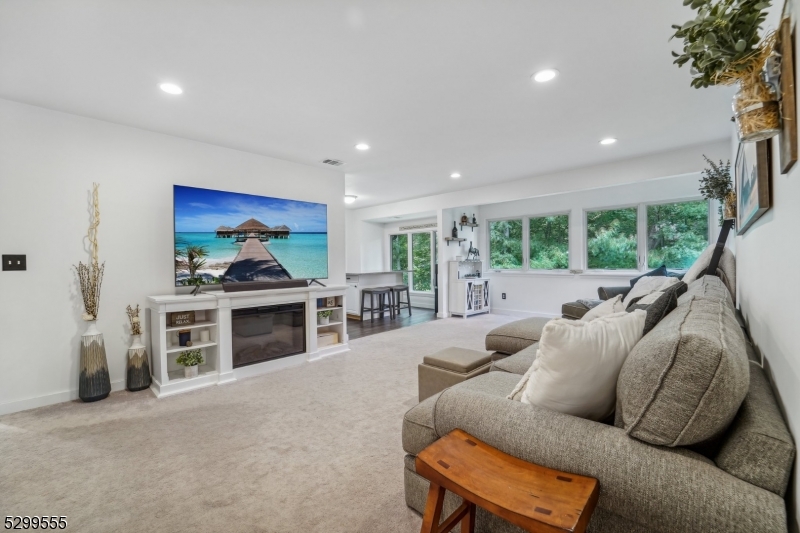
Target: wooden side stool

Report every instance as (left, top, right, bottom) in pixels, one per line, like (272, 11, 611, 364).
(416, 429, 599, 533)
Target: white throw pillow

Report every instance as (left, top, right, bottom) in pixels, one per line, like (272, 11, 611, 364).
(581, 295, 625, 321)
(509, 311, 647, 421)
(623, 276, 679, 307)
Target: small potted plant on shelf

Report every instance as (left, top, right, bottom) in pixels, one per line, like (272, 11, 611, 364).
(318, 309, 333, 325)
(176, 349, 204, 379)
(700, 155, 736, 223)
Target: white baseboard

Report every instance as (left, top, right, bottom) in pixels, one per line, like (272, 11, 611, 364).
(490, 308, 560, 319)
(0, 379, 125, 416)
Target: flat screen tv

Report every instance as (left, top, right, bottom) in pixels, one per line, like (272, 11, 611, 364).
(173, 185, 328, 289)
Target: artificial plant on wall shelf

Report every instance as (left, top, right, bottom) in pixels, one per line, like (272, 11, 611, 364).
(671, 0, 780, 141)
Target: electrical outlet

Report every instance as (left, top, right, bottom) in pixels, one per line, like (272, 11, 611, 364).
(501, 293, 506, 299)
(2, 255, 26, 271)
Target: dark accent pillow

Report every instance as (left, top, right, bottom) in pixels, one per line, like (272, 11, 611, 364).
(627, 282, 687, 335)
(666, 270, 685, 280)
(629, 265, 667, 287)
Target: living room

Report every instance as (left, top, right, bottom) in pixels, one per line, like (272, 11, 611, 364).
(0, 2, 798, 533)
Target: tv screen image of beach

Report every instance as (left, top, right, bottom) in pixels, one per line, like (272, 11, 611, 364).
(173, 185, 328, 287)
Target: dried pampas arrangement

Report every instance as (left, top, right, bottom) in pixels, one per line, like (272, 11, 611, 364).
(74, 183, 105, 321)
(126, 304, 142, 335)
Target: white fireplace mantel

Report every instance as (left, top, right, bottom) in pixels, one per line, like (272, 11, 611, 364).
(147, 284, 348, 398)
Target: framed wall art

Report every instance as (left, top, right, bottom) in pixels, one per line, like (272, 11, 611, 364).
(735, 140, 772, 234)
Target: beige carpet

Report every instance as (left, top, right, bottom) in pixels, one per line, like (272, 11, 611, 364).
(0, 314, 513, 533)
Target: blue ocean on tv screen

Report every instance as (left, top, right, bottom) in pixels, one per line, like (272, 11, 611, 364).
(173, 186, 328, 286)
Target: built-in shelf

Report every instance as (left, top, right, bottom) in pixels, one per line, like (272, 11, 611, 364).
(166, 340, 218, 353)
(444, 237, 466, 246)
(317, 306, 343, 311)
(166, 320, 217, 332)
(317, 321, 343, 327)
(167, 365, 218, 383)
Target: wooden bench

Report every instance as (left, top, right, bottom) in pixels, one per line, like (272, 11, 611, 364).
(415, 429, 600, 533)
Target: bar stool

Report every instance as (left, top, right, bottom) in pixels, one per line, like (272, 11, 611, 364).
(361, 287, 394, 322)
(390, 284, 412, 317)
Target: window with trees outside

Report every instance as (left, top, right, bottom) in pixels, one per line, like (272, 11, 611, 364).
(586, 207, 638, 270)
(411, 232, 432, 292)
(390, 234, 409, 285)
(647, 200, 709, 269)
(489, 219, 523, 269)
(529, 215, 569, 269)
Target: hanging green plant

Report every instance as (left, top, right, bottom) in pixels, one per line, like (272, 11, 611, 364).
(670, 0, 771, 89)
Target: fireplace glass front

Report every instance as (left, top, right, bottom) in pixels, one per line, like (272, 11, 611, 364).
(231, 303, 305, 368)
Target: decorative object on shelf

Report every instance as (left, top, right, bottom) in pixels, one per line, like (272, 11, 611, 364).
(467, 242, 481, 261)
(199, 329, 210, 343)
(74, 182, 111, 403)
(326, 296, 336, 308)
(735, 139, 772, 234)
(169, 311, 195, 327)
(700, 155, 735, 224)
(125, 304, 151, 392)
(318, 309, 333, 325)
(472, 213, 477, 224)
(777, 17, 797, 172)
(178, 329, 191, 346)
(671, 0, 779, 142)
(723, 191, 737, 220)
(317, 331, 339, 347)
(176, 349, 204, 379)
(452, 221, 458, 238)
(460, 213, 469, 224)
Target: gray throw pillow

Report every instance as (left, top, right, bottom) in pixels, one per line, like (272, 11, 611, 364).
(626, 281, 686, 335)
(616, 295, 750, 446)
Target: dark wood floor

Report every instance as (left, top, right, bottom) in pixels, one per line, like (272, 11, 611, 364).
(347, 307, 437, 340)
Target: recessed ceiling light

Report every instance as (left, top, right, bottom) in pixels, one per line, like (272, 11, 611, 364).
(599, 138, 617, 145)
(355, 143, 370, 151)
(159, 83, 183, 95)
(532, 69, 559, 83)
(344, 195, 357, 204)
(450, 172, 461, 179)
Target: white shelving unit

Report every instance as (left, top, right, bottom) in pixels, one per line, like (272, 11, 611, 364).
(147, 285, 349, 398)
(448, 260, 491, 318)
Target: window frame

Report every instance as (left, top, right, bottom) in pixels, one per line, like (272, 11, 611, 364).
(643, 196, 712, 272)
(387, 229, 435, 294)
(486, 211, 572, 273)
(583, 202, 642, 274)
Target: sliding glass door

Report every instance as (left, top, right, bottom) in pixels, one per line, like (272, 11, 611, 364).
(390, 231, 434, 292)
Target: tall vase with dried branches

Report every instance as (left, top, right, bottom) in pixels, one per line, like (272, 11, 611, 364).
(74, 183, 111, 402)
(125, 304, 151, 392)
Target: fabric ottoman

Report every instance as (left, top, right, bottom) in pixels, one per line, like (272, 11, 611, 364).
(418, 347, 492, 402)
(561, 301, 589, 320)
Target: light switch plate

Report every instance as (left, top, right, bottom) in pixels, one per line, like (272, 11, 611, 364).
(2, 255, 26, 271)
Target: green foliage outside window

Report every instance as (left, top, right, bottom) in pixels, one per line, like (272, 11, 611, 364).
(411, 233, 432, 292)
(490, 220, 523, 269)
(587, 208, 638, 270)
(390, 234, 409, 285)
(529, 215, 569, 269)
(647, 201, 709, 269)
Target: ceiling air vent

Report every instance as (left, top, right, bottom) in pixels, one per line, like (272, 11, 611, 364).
(321, 159, 344, 166)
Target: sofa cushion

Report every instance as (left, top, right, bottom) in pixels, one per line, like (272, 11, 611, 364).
(714, 362, 796, 497)
(561, 301, 589, 319)
(581, 294, 625, 321)
(402, 372, 522, 456)
(490, 343, 537, 375)
(485, 317, 550, 355)
(626, 281, 686, 335)
(682, 244, 736, 303)
(623, 276, 679, 307)
(616, 295, 750, 446)
(678, 276, 733, 309)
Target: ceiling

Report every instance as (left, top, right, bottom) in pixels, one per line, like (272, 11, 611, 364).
(0, 1, 744, 208)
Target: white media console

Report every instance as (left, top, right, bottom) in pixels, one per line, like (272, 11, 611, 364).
(147, 284, 348, 398)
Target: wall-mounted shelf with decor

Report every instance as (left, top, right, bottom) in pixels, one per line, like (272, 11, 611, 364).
(444, 237, 466, 246)
(459, 222, 479, 232)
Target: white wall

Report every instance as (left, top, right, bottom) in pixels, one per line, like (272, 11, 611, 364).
(735, 8, 800, 528)
(0, 99, 345, 414)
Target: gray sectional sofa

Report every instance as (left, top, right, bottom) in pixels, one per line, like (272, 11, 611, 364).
(402, 276, 795, 532)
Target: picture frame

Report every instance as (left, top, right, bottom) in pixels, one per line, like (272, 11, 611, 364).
(778, 17, 798, 173)
(326, 297, 336, 308)
(735, 140, 772, 234)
